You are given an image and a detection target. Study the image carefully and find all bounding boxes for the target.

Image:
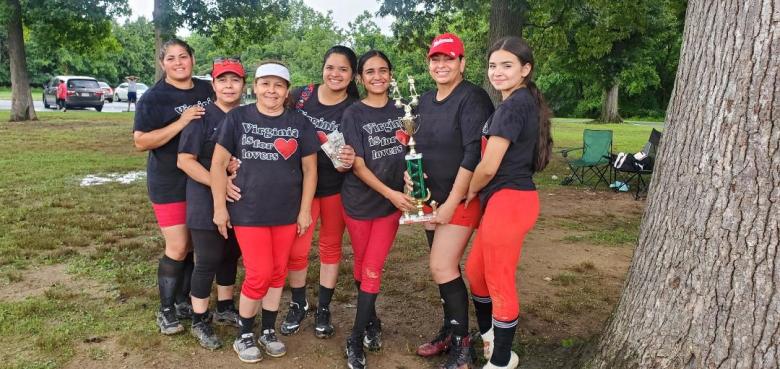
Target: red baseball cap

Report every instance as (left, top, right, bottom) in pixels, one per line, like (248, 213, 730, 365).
(427, 33, 465, 58)
(212, 59, 245, 78)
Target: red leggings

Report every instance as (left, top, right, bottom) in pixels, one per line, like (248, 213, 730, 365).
(344, 211, 401, 294)
(288, 194, 346, 271)
(465, 189, 539, 322)
(233, 224, 297, 300)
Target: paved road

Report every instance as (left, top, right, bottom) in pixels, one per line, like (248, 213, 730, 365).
(0, 99, 135, 113)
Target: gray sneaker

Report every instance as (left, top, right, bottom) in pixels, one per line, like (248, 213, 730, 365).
(191, 320, 222, 350)
(156, 307, 184, 335)
(258, 329, 287, 357)
(175, 301, 194, 320)
(233, 333, 263, 363)
(214, 306, 240, 327)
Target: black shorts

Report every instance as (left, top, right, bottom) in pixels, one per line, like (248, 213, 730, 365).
(127, 91, 137, 102)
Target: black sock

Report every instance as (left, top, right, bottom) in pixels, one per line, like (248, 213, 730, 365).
(176, 252, 194, 304)
(217, 299, 234, 313)
(291, 286, 307, 307)
(158, 256, 185, 308)
(192, 311, 206, 325)
(261, 309, 278, 332)
(472, 294, 493, 335)
(351, 290, 378, 339)
(354, 279, 361, 292)
(490, 318, 518, 366)
(238, 315, 255, 335)
(425, 230, 435, 249)
(439, 276, 469, 336)
(318, 284, 335, 309)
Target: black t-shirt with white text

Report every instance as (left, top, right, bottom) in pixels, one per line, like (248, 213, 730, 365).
(341, 101, 406, 220)
(415, 80, 494, 204)
(215, 105, 320, 226)
(480, 87, 539, 206)
(178, 103, 227, 230)
(133, 78, 213, 204)
(291, 84, 357, 197)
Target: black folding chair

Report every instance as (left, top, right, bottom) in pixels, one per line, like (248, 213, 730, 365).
(613, 128, 662, 199)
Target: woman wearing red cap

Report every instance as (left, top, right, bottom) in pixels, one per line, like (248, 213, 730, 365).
(211, 61, 319, 363)
(464, 36, 552, 369)
(177, 57, 246, 350)
(413, 32, 495, 369)
(132, 38, 213, 336)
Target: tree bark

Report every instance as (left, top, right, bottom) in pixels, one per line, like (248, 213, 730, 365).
(153, 0, 176, 82)
(6, 0, 37, 122)
(600, 83, 622, 123)
(485, 0, 526, 104)
(586, 1, 779, 368)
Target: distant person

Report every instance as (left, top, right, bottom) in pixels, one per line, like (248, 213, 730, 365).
(126, 75, 139, 112)
(56, 79, 67, 112)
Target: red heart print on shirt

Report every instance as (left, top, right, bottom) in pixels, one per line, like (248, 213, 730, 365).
(395, 129, 410, 146)
(274, 138, 299, 160)
(317, 131, 328, 144)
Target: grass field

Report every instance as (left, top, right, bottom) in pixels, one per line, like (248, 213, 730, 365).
(0, 87, 44, 100)
(0, 112, 653, 369)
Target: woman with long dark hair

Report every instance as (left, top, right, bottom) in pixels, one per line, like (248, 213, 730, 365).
(280, 45, 359, 339)
(464, 36, 553, 369)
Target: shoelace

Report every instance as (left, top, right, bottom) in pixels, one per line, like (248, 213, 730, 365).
(162, 308, 178, 323)
(239, 333, 255, 346)
(263, 330, 279, 342)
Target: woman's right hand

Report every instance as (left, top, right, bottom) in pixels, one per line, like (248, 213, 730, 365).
(213, 207, 232, 239)
(387, 190, 415, 212)
(179, 105, 206, 126)
(226, 172, 241, 202)
(403, 171, 427, 194)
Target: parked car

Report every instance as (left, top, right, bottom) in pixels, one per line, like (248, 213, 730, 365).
(42, 76, 104, 112)
(113, 82, 149, 102)
(98, 82, 113, 103)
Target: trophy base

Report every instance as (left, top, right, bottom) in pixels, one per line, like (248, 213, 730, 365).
(399, 212, 436, 225)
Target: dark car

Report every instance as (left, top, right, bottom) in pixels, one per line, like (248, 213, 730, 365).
(42, 76, 104, 112)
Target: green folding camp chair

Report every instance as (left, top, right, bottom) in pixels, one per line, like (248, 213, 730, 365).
(560, 129, 613, 189)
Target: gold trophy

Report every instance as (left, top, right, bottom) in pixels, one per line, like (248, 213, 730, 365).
(392, 76, 438, 224)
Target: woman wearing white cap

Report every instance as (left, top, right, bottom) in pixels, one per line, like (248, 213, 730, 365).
(210, 60, 320, 363)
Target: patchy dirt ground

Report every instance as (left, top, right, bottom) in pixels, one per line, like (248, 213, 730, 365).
(4, 187, 645, 369)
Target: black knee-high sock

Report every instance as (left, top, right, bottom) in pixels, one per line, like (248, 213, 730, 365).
(318, 284, 335, 309)
(439, 276, 469, 336)
(291, 286, 307, 306)
(425, 230, 435, 249)
(351, 290, 378, 339)
(176, 252, 194, 304)
(261, 309, 278, 332)
(490, 318, 518, 366)
(472, 294, 493, 335)
(239, 315, 255, 335)
(158, 256, 185, 308)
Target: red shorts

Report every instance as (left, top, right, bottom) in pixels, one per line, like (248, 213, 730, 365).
(151, 201, 187, 228)
(424, 200, 482, 228)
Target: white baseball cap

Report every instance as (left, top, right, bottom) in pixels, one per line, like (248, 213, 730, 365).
(255, 63, 290, 83)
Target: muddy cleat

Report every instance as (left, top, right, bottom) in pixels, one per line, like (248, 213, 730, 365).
(191, 320, 222, 350)
(280, 301, 309, 335)
(480, 327, 494, 360)
(174, 301, 194, 320)
(314, 305, 335, 339)
(363, 318, 382, 352)
(345, 336, 367, 369)
(258, 329, 287, 357)
(214, 305, 240, 327)
(417, 324, 451, 357)
(156, 306, 184, 335)
(482, 351, 519, 369)
(233, 333, 263, 363)
(439, 334, 472, 369)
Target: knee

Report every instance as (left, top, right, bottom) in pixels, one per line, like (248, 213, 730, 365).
(429, 259, 456, 283)
(165, 246, 188, 261)
(360, 266, 382, 293)
(287, 254, 308, 272)
(242, 270, 271, 300)
(319, 243, 342, 264)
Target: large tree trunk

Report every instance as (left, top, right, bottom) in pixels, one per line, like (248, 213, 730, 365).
(586, 1, 778, 368)
(485, 0, 526, 103)
(153, 0, 176, 82)
(599, 83, 622, 123)
(6, 0, 37, 122)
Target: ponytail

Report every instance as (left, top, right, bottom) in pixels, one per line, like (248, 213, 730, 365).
(527, 80, 553, 172)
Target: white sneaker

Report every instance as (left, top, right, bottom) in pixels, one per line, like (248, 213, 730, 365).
(481, 327, 494, 360)
(482, 351, 519, 369)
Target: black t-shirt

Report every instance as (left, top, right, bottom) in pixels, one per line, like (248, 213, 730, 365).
(479, 87, 539, 206)
(133, 78, 214, 204)
(178, 103, 227, 230)
(341, 100, 406, 220)
(215, 105, 320, 226)
(291, 84, 357, 197)
(415, 80, 494, 204)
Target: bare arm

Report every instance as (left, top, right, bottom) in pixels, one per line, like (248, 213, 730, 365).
(297, 154, 318, 236)
(210, 144, 232, 238)
(177, 153, 210, 186)
(133, 106, 205, 151)
(466, 136, 511, 206)
(353, 157, 415, 212)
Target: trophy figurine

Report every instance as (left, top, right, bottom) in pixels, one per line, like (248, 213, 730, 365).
(392, 76, 438, 224)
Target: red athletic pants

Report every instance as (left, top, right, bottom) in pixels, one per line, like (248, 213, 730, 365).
(288, 194, 346, 271)
(465, 189, 539, 322)
(344, 211, 401, 294)
(233, 224, 297, 300)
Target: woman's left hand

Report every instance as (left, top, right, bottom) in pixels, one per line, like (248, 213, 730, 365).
(297, 211, 312, 236)
(338, 145, 356, 169)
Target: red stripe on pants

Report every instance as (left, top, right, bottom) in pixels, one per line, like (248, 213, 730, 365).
(465, 189, 539, 322)
(287, 194, 346, 271)
(234, 224, 297, 300)
(344, 211, 401, 294)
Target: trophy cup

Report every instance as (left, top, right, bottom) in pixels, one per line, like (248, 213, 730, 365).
(392, 76, 438, 225)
